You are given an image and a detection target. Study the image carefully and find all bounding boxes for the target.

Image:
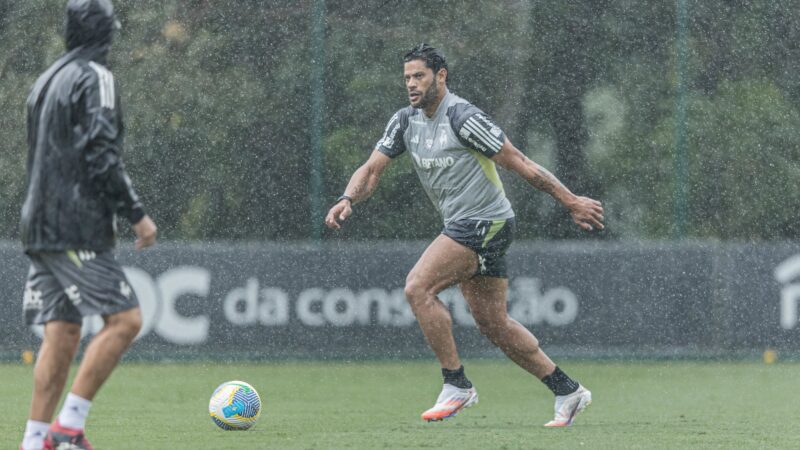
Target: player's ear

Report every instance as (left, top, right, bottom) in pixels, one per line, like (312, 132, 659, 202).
(437, 68, 447, 84)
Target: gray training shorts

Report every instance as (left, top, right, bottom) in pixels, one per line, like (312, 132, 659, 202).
(23, 250, 138, 325)
(442, 217, 515, 278)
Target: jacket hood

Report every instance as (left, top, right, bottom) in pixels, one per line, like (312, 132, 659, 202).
(65, 0, 119, 58)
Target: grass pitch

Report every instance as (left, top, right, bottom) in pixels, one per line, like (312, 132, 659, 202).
(1, 360, 797, 449)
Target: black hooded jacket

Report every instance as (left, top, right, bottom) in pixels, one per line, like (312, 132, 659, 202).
(21, 0, 144, 253)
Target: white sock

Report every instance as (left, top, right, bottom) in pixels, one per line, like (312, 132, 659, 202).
(21, 420, 49, 450)
(57, 392, 92, 430)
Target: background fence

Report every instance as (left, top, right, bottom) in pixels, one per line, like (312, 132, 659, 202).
(2, 241, 799, 360)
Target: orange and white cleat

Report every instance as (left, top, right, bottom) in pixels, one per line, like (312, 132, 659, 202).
(421, 384, 478, 422)
(543, 384, 592, 427)
(43, 420, 93, 449)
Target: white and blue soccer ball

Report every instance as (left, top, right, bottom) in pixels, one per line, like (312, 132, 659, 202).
(208, 380, 262, 430)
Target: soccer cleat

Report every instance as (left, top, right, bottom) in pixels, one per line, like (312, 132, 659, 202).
(543, 384, 592, 427)
(43, 421, 93, 450)
(421, 383, 478, 422)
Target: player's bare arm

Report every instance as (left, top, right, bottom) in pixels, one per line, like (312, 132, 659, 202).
(492, 139, 604, 231)
(324, 150, 392, 230)
(133, 215, 157, 250)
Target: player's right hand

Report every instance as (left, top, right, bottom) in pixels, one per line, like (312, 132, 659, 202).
(324, 200, 352, 230)
(133, 215, 157, 250)
(568, 196, 604, 232)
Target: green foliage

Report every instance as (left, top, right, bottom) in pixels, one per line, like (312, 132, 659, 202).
(0, 0, 64, 237)
(686, 80, 800, 239)
(1, 1, 799, 241)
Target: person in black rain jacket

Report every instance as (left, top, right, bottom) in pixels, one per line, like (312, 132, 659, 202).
(19, 1, 156, 449)
(21, 0, 152, 251)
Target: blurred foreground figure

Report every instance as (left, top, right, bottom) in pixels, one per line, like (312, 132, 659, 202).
(325, 44, 603, 426)
(19, 1, 157, 449)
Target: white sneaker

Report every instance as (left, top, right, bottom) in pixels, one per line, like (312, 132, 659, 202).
(421, 383, 478, 422)
(543, 384, 592, 427)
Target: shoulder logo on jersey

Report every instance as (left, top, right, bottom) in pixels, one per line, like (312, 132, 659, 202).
(475, 114, 495, 128)
(379, 113, 402, 149)
(462, 114, 502, 153)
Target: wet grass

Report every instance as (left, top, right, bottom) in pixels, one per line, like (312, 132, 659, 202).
(1, 360, 797, 449)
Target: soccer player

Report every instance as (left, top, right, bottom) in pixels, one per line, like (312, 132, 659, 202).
(19, 1, 156, 449)
(325, 44, 604, 426)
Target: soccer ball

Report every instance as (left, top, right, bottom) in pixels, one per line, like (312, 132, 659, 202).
(208, 380, 262, 430)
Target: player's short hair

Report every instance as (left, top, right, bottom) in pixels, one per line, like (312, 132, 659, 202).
(404, 43, 448, 81)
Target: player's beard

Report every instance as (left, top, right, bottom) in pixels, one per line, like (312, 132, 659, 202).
(414, 82, 439, 110)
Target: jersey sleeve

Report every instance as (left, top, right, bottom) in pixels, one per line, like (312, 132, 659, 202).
(448, 103, 506, 157)
(77, 63, 145, 224)
(376, 108, 410, 158)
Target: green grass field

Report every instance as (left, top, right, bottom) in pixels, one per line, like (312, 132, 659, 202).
(2, 360, 797, 449)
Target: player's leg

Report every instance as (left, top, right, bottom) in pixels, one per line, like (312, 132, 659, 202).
(21, 255, 84, 450)
(460, 276, 556, 377)
(461, 276, 591, 427)
(70, 307, 142, 401)
(405, 234, 480, 421)
(22, 321, 81, 450)
(41, 251, 140, 449)
(405, 233, 477, 370)
(44, 307, 142, 447)
(29, 321, 82, 421)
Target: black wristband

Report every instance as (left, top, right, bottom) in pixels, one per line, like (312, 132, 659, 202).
(129, 205, 146, 224)
(336, 195, 353, 205)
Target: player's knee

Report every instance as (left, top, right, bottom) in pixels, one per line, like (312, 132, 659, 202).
(107, 308, 142, 340)
(404, 280, 437, 311)
(123, 309, 143, 337)
(45, 321, 81, 352)
(403, 277, 425, 304)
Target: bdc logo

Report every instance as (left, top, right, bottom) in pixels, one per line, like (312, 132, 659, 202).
(30, 268, 581, 344)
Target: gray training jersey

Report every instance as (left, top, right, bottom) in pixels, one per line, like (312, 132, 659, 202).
(377, 91, 514, 225)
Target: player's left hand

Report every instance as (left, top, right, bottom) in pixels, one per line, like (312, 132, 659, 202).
(324, 200, 352, 230)
(567, 196, 604, 232)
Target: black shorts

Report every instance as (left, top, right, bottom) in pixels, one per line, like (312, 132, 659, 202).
(442, 217, 515, 278)
(23, 250, 139, 325)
